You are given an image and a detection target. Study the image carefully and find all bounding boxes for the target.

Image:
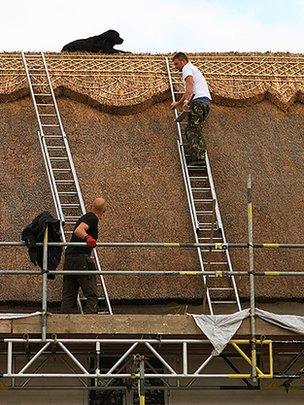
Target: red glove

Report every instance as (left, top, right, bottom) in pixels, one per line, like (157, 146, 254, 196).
(85, 235, 97, 249)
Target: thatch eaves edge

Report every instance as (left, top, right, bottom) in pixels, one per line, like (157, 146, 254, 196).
(1, 52, 304, 112)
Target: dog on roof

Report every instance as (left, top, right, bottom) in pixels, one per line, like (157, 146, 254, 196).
(61, 30, 124, 53)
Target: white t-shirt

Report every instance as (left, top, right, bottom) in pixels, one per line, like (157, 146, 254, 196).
(182, 62, 212, 101)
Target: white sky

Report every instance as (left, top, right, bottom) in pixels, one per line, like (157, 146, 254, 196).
(1, 0, 304, 53)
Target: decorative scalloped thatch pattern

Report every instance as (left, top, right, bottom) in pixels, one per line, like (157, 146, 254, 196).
(1, 52, 304, 111)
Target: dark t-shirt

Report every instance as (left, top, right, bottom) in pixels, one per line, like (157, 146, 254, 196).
(65, 212, 98, 256)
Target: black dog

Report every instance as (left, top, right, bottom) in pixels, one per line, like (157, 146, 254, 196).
(62, 30, 124, 53)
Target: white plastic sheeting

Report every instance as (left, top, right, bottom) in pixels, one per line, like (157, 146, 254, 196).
(192, 308, 304, 354)
(256, 308, 304, 336)
(192, 309, 250, 354)
(0, 312, 41, 319)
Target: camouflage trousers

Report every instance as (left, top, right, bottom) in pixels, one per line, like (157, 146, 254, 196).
(185, 102, 210, 162)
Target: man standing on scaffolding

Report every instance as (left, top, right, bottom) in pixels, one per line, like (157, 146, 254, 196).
(171, 52, 212, 164)
(61, 196, 106, 314)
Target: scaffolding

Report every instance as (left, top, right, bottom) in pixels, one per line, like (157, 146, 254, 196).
(1, 225, 304, 396)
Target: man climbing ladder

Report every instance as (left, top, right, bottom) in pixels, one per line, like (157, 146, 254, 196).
(171, 52, 212, 164)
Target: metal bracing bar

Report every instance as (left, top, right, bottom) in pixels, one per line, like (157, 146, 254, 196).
(20, 357, 50, 388)
(247, 175, 257, 381)
(145, 360, 171, 387)
(60, 357, 88, 387)
(57, 342, 89, 375)
(95, 341, 101, 378)
(4, 268, 304, 277)
(102, 358, 133, 388)
(182, 342, 188, 375)
(138, 359, 146, 405)
(221, 356, 255, 388)
(193, 354, 214, 375)
(1, 385, 264, 391)
(230, 343, 264, 376)
(5, 338, 210, 344)
(5, 240, 304, 248)
(7, 342, 12, 375)
(106, 343, 139, 375)
(18, 343, 51, 374)
(145, 343, 177, 375)
(41, 226, 48, 341)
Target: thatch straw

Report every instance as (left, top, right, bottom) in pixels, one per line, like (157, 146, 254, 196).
(1, 52, 304, 111)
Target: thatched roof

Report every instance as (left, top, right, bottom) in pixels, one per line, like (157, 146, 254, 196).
(1, 52, 304, 303)
(1, 52, 304, 111)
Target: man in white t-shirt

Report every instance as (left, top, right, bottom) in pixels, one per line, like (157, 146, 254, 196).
(171, 52, 211, 164)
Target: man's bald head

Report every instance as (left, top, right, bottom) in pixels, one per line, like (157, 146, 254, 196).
(91, 196, 106, 218)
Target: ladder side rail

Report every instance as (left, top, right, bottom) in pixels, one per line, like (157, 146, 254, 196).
(165, 57, 199, 230)
(42, 53, 112, 314)
(21, 52, 64, 223)
(92, 249, 113, 315)
(165, 58, 213, 313)
(37, 131, 66, 237)
(177, 140, 198, 232)
(41, 52, 86, 214)
(205, 152, 242, 311)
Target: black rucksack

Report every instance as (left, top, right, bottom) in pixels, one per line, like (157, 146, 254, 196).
(21, 211, 63, 279)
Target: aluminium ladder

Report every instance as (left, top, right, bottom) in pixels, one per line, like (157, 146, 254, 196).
(165, 57, 241, 314)
(21, 52, 112, 314)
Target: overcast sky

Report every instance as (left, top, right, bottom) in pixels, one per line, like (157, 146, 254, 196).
(1, 0, 303, 53)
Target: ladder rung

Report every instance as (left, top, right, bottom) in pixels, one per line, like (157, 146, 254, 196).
(192, 188, 210, 192)
(212, 301, 237, 304)
(40, 114, 57, 117)
(53, 168, 71, 172)
(43, 135, 62, 138)
(203, 262, 228, 265)
(34, 93, 52, 96)
(188, 165, 206, 169)
(50, 157, 68, 160)
(65, 216, 80, 219)
(201, 249, 225, 253)
(48, 146, 65, 149)
(61, 204, 81, 208)
(199, 237, 222, 240)
(187, 163, 206, 170)
(55, 180, 74, 184)
(42, 124, 60, 127)
(197, 211, 214, 215)
(194, 199, 213, 203)
(37, 103, 54, 106)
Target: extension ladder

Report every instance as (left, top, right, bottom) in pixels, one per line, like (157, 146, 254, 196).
(21, 52, 112, 314)
(165, 57, 241, 314)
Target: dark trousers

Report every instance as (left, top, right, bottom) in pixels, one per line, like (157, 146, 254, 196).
(185, 102, 210, 162)
(61, 254, 98, 314)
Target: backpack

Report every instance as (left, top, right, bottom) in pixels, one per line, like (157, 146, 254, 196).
(21, 211, 63, 280)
